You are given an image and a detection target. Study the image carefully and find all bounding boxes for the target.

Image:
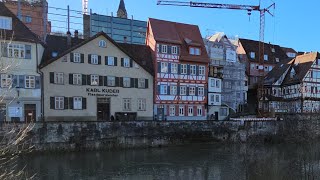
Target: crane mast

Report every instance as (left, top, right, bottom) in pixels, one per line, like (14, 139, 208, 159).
(157, 0, 275, 116)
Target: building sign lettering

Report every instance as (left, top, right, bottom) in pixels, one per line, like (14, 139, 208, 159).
(86, 88, 119, 97)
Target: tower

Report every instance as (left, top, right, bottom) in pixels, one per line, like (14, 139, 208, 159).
(117, 0, 127, 18)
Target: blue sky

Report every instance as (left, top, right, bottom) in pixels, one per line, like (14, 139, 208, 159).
(48, 0, 320, 52)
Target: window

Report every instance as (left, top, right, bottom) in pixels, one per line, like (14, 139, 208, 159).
(73, 97, 82, 110)
(25, 75, 35, 88)
(197, 106, 202, 116)
(190, 65, 196, 75)
(216, 79, 220, 88)
(138, 78, 145, 88)
(108, 57, 115, 66)
(181, 64, 187, 74)
(123, 98, 131, 111)
(211, 79, 215, 87)
(55, 73, 64, 84)
(160, 85, 167, 94)
(108, 76, 115, 86)
(199, 66, 205, 75)
(90, 75, 99, 86)
(169, 106, 175, 116)
(91, 54, 98, 64)
(25, 16, 32, 23)
(220, 108, 228, 116)
(157, 44, 160, 53)
(8, 44, 25, 58)
(171, 63, 178, 74)
(287, 52, 296, 58)
(264, 54, 268, 61)
(271, 48, 275, 53)
(172, 46, 178, 54)
(161, 62, 168, 73)
(123, 58, 130, 67)
(99, 40, 106, 47)
(0, 16, 12, 30)
(123, 77, 130, 87)
(250, 52, 255, 59)
(1, 74, 12, 88)
(55, 97, 64, 110)
(190, 47, 200, 55)
(198, 87, 204, 96)
(170, 86, 177, 95)
(73, 53, 81, 63)
(180, 86, 186, 95)
(188, 106, 193, 116)
(276, 58, 280, 62)
(162, 45, 167, 53)
(73, 74, 82, 85)
(189, 87, 195, 95)
(138, 99, 146, 111)
(179, 106, 184, 116)
(216, 94, 220, 103)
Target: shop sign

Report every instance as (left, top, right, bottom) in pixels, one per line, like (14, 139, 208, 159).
(86, 88, 119, 97)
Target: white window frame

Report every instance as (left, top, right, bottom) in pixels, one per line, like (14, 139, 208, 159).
(180, 86, 186, 95)
(210, 79, 215, 87)
(108, 56, 115, 66)
(195, 48, 200, 55)
(25, 15, 32, 23)
(107, 76, 115, 86)
(199, 66, 205, 76)
(55, 72, 64, 84)
(216, 94, 220, 103)
(161, 62, 168, 73)
(250, 52, 255, 59)
(7, 43, 25, 59)
(179, 106, 184, 116)
(99, 40, 107, 48)
(171, 63, 178, 74)
(55, 97, 64, 110)
(188, 106, 193, 116)
(169, 106, 175, 116)
(73, 74, 82, 85)
(197, 106, 202, 116)
(123, 98, 131, 111)
(90, 74, 99, 86)
(1, 74, 12, 88)
(91, 54, 99, 64)
(276, 58, 280, 62)
(181, 64, 187, 74)
(172, 46, 178, 54)
(264, 54, 268, 61)
(137, 98, 146, 111)
(123, 77, 130, 87)
(190, 65, 196, 75)
(73, 53, 81, 63)
(189, 87, 195, 95)
(138, 78, 145, 88)
(160, 85, 167, 95)
(170, 85, 177, 95)
(123, 58, 130, 67)
(73, 97, 82, 110)
(0, 16, 12, 30)
(25, 75, 35, 89)
(161, 45, 167, 53)
(216, 79, 220, 88)
(220, 108, 228, 116)
(198, 87, 204, 96)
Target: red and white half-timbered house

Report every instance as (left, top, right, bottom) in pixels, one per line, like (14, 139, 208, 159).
(146, 18, 209, 120)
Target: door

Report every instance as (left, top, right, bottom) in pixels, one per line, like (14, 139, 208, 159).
(24, 104, 36, 122)
(215, 111, 219, 121)
(157, 107, 164, 121)
(97, 98, 110, 121)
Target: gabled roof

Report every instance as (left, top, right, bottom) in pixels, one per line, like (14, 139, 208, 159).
(281, 47, 297, 54)
(0, 2, 42, 44)
(40, 31, 154, 75)
(148, 18, 209, 63)
(239, 38, 288, 64)
(264, 58, 293, 85)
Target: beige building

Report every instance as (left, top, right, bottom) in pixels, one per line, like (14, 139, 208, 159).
(40, 32, 154, 121)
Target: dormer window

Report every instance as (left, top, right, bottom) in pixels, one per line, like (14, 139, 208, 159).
(276, 58, 280, 62)
(99, 40, 106, 48)
(271, 48, 275, 53)
(161, 45, 167, 53)
(0, 16, 12, 30)
(250, 52, 255, 59)
(287, 52, 296, 58)
(290, 69, 295, 78)
(264, 54, 268, 61)
(189, 47, 201, 55)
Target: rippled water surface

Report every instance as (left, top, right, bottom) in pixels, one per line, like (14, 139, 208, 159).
(18, 143, 320, 180)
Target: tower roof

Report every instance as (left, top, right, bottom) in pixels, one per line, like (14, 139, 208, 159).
(117, 0, 127, 18)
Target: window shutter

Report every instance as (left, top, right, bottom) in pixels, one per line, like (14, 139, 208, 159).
(1, 42, 8, 57)
(88, 54, 92, 64)
(35, 76, 40, 89)
(121, 58, 124, 67)
(69, 74, 73, 85)
(87, 75, 91, 85)
(114, 57, 118, 66)
(99, 76, 103, 86)
(50, 72, 54, 84)
(64, 97, 69, 109)
(105, 56, 108, 65)
(82, 74, 87, 85)
(195, 87, 198, 96)
(157, 85, 160, 94)
(98, 55, 101, 64)
(167, 86, 170, 95)
(168, 46, 172, 54)
(69, 97, 74, 110)
(187, 64, 190, 75)
(177, 85, 180, 95)
(130, 78, 135, 88)
(25, 45, 32, 59)
(19, 75, 25, 88)
(177, 47, 180, 55)
(130, 59, 133, 67)
(104, 76, 108, 86)
(175, 105, 179, 116)
(204, 88, 208, 96)
(186, 87, 189, 96)
(50, 97, 55, 109)
(119, 77, 123, 87)
(12, 75, 17, 88)
(178, 64, 181, 74)
(168, 63, 171, 73)
(157, 62, 161, 73)
(196, 66, 199, 76)
(145, 79, 148, 89)
(115, 77, 119, 87)
(159, 44, 162, 52)
(134, 78, 138, 88)
(70, 53, 74, 62)
(81, 54, 84, 63)
(82, 98, 87, 109)
(194, 106, 197, 116)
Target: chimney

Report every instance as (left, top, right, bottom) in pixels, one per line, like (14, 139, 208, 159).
(74, 30, 79, 39)
(124, 36, 127, 43)
(67, 31, 71, 47)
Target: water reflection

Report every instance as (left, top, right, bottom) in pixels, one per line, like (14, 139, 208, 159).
(18, 143, 320, 180)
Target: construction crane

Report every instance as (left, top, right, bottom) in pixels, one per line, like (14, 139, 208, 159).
(157, 0, 275, 116)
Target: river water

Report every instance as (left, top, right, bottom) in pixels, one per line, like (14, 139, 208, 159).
(19, 143, 320, 180)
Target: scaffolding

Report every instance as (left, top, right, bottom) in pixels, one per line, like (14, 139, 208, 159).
(204, 32, 248, 113)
